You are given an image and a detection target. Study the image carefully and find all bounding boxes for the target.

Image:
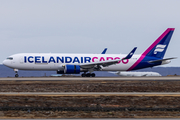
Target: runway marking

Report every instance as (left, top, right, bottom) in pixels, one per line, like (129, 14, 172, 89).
(1, 76, 180, 81)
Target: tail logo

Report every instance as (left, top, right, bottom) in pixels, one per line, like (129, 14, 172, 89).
(154, 44, 166, 54)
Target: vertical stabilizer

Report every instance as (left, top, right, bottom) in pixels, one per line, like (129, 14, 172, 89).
(128, 28, 175, 71)
(142, 28, 175, 58)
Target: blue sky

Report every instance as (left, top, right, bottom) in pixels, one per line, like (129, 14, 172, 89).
(0, 0, 180, 66)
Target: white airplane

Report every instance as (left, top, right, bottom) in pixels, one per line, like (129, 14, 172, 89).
(111, 71, 161, 77)
(3, 28, 176, 77)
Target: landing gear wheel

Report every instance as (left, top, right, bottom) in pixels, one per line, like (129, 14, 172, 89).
(91, 73, 95, 77)
(14, 69, 19, 78)
(15, 74, 19, 77)
(81, 73, 86, 77)
(86, 73, 91, 77)
(81, 73, 96, 77)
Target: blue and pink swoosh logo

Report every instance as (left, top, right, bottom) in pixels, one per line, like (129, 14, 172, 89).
(128, 28, 175, 71)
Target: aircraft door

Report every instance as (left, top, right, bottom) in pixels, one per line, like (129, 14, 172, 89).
(19, 56, 24, 64)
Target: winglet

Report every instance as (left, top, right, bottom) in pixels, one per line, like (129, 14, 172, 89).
(101, 48, 107, 54)
(122, 47, 137, 60)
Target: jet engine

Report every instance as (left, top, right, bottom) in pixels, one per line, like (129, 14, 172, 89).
(57, 65, 81, 74)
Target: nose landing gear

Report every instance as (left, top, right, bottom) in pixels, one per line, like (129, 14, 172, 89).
(14, 69, 19, 77)
(15, 74, 19, 77)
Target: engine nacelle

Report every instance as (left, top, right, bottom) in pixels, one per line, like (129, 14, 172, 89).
(64, 65, 80, 74)
(57, 65, 81, 74)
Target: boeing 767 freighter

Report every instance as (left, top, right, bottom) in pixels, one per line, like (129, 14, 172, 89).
(3, 28, 176, 77)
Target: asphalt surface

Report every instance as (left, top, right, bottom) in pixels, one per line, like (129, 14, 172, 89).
(1, 92, 180, 96)
(0, 77, 180, 95)
(2, 118, 174, 120)
(0, 76, 180, 81)
(1, 118, 174, 120)
(0, 77, 180, 118)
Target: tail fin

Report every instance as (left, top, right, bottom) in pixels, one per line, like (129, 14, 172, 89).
(142, 28, 175, 58)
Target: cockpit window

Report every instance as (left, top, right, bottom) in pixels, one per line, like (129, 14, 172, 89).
(6, 57, 13, 60)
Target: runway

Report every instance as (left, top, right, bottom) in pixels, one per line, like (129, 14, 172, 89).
(0, 76, 180, 81)
(0, 77, 180, 118)
(1, 92, 180, 96)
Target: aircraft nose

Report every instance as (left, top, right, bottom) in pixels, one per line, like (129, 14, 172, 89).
(3, 60, 8, 66)
(3, 60, 6, 65)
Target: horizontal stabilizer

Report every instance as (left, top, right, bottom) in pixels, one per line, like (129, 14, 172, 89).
(148, 57, 177, 63)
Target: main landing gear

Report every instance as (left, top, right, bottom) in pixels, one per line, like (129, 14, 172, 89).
(14, 69, 19, 77)
(81, 73, 95, 77)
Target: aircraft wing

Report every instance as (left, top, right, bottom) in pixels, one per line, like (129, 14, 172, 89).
(80, 47, 137, 69)
(148, 57, 177, 63)
(80, 59, 119, 69)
